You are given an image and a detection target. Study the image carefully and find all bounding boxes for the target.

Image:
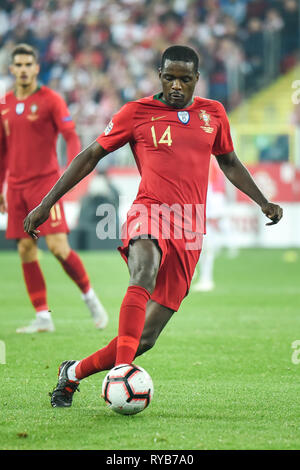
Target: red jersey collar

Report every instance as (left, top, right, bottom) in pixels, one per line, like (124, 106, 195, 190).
(153, 92, 196, 110)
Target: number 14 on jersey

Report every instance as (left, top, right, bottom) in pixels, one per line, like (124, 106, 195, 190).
(151, 125, 172, 147)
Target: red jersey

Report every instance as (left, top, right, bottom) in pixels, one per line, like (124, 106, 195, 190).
(0, 85, 80, 192)
(97, 93, 233, 232)
(209, 155, 226, 193)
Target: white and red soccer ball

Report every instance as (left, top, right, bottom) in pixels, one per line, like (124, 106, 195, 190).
(102, 364, 154, 415)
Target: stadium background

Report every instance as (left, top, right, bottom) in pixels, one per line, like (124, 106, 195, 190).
(1, 0, 300, 452)
(0, 0, 299, 250)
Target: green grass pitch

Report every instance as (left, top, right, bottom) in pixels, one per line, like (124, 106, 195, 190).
(0, 247, 299, 450)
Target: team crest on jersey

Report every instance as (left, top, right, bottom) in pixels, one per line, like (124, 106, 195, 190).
(27, 103, 39, 121)
(104, 119, 114, 135)
(177, 111, 190, 124)
(30, 104, 38, 113)
(199, 110, 211, 125)
(16, 103, 25, 115)
(199, 110, 214, 133)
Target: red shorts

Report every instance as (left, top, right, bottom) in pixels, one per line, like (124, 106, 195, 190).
(6, 174, 69, 240)
(118, 204, 203, 311)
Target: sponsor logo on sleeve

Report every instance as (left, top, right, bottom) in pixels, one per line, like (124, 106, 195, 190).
(104, 119, 114, 135)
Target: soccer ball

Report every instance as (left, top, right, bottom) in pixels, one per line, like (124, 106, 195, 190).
(101, 364, 154, 415)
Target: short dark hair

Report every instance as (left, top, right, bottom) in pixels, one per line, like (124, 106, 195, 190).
(161, 45, 199, 73)
(11, 43, 39, 63)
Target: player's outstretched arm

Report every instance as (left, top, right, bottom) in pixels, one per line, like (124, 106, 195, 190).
(24, 141, 108, 239)
(215, 151, 283, 225)
(0, 194, 7, 214)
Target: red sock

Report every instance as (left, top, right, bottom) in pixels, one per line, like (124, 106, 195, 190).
(75, 285, 150, 379)
(115, 285, 150, 366)
(75, 337, 118, 379)
(22, 261, 49, 312)
(60, 250, 91, 294)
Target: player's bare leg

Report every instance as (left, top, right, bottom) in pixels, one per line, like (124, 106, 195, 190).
(16, 237, 54, 333)
(136, 299, 175, 356)
(45, 233, 70, 261)
(127, 238, 162, 293)
(114, 238, 161, 365)
(45, 233, 108, 329)
(18, 237, 38, 263)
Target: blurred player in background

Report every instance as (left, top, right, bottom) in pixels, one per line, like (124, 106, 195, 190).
(192, 156, 237, 292)
(24, 45, 282, 407)
(0, 43, 108, 333)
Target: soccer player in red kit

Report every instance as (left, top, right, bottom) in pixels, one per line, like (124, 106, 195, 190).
(0, 43, 108, 333)
(24, 45, 282, 407)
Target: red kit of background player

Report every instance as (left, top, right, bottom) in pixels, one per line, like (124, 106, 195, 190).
(0, 85, 80, 238)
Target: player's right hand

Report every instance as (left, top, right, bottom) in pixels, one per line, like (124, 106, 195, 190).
(23, 204, 50, 239)
(0, 193, 7, 214)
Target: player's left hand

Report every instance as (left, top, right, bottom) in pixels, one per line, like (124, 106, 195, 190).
(261, 202, 283, 226)
(24, 204, 50, 239)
